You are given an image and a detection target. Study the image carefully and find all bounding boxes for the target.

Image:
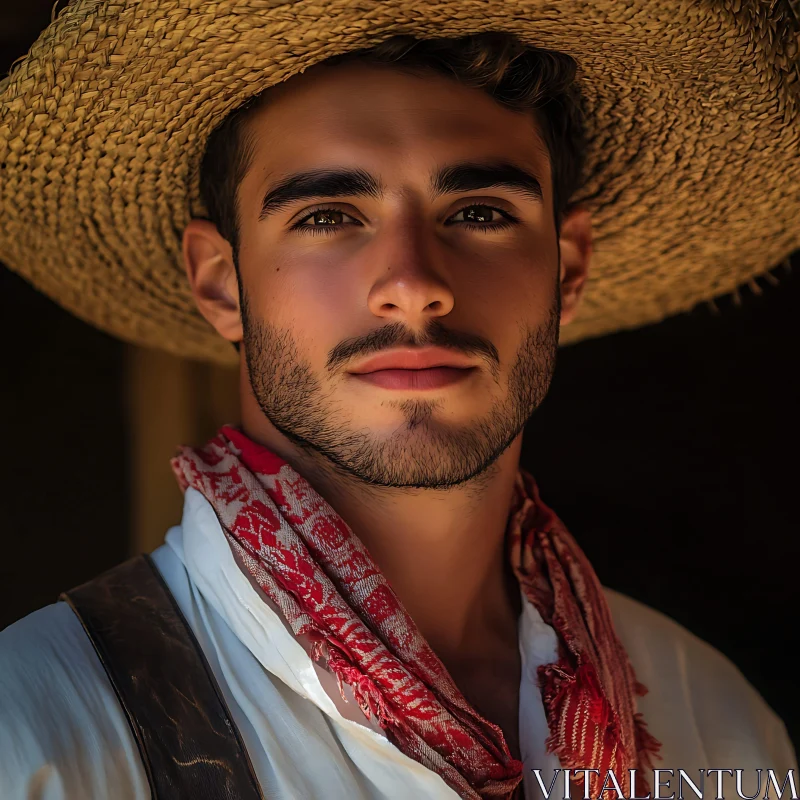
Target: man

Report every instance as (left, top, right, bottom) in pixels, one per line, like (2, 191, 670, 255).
(0, 2, 798, 799)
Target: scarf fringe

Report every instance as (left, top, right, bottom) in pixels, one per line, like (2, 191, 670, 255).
(634, 711, 663, 767)
(312, 629, 522, 799)
(314, 634, 396, 729)
(539, 660, 634, 799)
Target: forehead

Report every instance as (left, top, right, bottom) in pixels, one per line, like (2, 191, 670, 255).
(243, 62, 552, 187)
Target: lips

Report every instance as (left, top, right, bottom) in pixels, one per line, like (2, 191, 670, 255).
(348, 347, 476, 374)
(347, 347, 477, 391)
(353, 366, 475, 391)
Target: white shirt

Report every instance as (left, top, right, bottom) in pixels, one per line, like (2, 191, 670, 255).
(0, 487, 795, 799)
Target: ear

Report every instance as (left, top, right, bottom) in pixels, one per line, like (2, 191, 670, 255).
(558, 205, 593, 326)
(182, 218, 243, 343)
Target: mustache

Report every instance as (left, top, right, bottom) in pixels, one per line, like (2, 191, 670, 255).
(326, 320, 500, 373)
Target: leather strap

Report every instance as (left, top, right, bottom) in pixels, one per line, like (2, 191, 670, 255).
(60, 553, 264, 800)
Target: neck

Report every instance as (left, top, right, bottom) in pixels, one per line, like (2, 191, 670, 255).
(238, 396, 524, 666)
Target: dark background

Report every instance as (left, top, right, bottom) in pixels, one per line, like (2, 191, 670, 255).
(2, 1, 798, 756)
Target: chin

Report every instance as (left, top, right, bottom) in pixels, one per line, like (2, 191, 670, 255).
(363, 397, 489, 426)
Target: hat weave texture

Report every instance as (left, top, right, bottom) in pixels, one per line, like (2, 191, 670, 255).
(1, 0, 799, 366)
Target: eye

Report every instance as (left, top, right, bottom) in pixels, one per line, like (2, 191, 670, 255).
(291, 208, 361, 236)
(290, 203, 519, 236)
(446, 204, 518, 232)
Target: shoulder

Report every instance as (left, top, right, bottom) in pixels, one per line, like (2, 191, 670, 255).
(604, 588, 798, 770)
(0, 600, 149, 799)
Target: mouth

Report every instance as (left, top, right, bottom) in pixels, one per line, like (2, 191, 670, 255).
(350, 366, 477, 391)
(347, 347, 479, 391)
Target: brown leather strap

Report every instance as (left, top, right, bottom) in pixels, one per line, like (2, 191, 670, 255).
(59, 553, 264, 800)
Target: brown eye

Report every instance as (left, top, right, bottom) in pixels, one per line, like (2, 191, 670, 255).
(292, 207, 362, 236)
(453, 206, 497, 223)
(308, 210, 344, 226)
(448, 204, 517, 232)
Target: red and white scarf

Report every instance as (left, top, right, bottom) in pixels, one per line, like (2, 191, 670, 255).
(171, 426, 660, 799)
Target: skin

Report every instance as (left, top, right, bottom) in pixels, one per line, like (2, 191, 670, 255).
(183, 60, 592, 760)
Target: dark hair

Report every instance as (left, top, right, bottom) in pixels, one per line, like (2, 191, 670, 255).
(199, 31, 587, 269)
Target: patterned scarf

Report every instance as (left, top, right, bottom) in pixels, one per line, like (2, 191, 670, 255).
(171, 426, 660, 799)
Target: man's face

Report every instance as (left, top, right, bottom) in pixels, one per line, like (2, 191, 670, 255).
(232, 62, 563, 488)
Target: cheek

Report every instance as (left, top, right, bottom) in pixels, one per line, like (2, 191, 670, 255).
(451, 248, 556, 369)
(270, 238, 363, 301)
(245, 250, 361, 360)
(457, 248, 555, 323)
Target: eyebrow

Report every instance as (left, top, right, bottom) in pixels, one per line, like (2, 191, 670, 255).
(258, 160, 544, 220)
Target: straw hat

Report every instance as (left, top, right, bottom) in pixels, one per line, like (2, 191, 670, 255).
(1, 1, 798, 366)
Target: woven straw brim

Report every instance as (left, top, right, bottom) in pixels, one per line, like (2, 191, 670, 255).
(1, 0, 799, 367)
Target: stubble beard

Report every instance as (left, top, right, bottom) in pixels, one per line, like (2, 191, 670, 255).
(241, 295, 560, 489)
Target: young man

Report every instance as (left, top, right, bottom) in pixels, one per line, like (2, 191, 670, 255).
(0, 2, 798, 799)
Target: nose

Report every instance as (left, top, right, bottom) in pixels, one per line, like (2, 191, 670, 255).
(366, 235, 455, 327)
